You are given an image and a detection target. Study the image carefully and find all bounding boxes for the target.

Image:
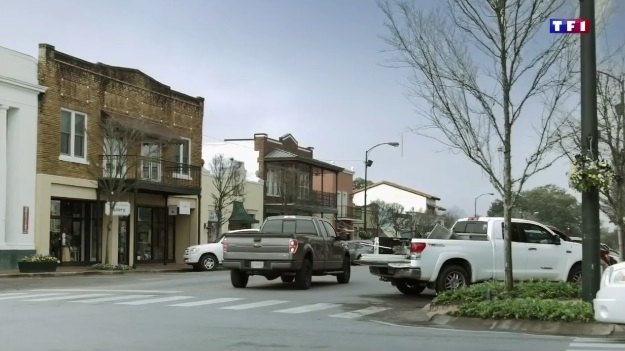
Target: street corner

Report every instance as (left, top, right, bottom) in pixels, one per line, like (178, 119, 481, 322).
(428, 314, 617, 337)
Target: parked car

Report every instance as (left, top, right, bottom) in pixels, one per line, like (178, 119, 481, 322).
(345, 240, 373, 265)
(594, 261, 625, 324)
(183, 229, 259, 271)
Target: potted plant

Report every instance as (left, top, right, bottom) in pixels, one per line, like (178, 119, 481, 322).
(18, 254, 59, 273)
(568, 154, 614, 193)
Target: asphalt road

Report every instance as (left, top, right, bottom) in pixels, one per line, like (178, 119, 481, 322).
(0, 266, 614, 351)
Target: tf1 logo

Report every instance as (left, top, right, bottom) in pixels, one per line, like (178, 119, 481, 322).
(549, 19, 590, 33)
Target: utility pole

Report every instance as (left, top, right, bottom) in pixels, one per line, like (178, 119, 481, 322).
(580, 0, 601, 302)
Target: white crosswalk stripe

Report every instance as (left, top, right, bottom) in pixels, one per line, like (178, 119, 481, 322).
(568, 338, 625, 351)
(169, 297, 244, 307)
(0, 293, 67, 301)
(71, 294, 156, 304)
(0, 290, 392, 319)
(116, 296, 193, 305)
(25, 293, 112, 302)
(274, 303, 341, 314)
(329, 306, 391, 319)
(220, 300, 289, 310)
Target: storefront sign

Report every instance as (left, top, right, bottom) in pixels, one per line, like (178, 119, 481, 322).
(105, 202, 131, 216)
(22, 206, 29, 234)
(179, 201, 191, 215)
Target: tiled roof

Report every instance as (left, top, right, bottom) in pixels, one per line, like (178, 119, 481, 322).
(265, 149, 299, 159)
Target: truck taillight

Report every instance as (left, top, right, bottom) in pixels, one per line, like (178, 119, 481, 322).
(222, 239, 228, 253)
(289, 239, 298, 254)
(410, 242, 426, 254)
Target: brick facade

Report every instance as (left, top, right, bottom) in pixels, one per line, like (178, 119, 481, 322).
(37, 44, 204, 178)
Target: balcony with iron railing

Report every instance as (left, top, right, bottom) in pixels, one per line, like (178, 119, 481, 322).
(337, 205, 363, 220)
(264, 190, 337, 209)
(99, 155, 201, 195)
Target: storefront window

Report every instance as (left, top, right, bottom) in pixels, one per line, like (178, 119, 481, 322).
(49, 199, 100, 264)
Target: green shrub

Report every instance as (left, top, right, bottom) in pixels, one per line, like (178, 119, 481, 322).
(433, 280, 581, 305)
(451, 298, 594, 322)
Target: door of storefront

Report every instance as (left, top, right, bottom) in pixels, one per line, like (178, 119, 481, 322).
(118, 217, 130, 265)
(135, 207, 175, 264)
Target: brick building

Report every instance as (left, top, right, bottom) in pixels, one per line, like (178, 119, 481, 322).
(35, 44, 204, 266)
(227, 133, 343, 221)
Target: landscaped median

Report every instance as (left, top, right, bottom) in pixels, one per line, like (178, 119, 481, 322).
(425, 280, 624, 336)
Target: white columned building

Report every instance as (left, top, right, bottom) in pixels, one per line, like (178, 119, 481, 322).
(0, 46, 47, 269)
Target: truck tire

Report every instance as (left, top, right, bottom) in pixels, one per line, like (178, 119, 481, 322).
(197, 254, 218, 271)
(436, 265, 469, 293)
(281, 275, 294, 283)
(230, 270, 249, 288)
(395, 280, 426, 295)
(295, 259, 312, 290)
(336, 256, 351, 284)
(567, 263, 582, 284)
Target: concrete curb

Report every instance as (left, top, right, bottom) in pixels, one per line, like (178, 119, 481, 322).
(421, 303, 623, 337)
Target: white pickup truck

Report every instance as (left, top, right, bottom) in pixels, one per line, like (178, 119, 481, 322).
(357, 217, 583, 295)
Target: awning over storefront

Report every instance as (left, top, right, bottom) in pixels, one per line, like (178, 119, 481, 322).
(101, 110, 183, 142)
(228, 201, 259, 224)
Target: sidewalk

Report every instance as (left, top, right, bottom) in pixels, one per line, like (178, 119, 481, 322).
(0, 263, 192, 278)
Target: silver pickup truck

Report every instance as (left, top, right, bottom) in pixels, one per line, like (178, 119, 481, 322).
(222, 215, 351, 290)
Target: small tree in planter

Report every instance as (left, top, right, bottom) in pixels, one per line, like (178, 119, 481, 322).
(18, 254, 60, 273)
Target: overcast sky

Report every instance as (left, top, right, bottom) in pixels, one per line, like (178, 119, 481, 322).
(3, 0, 624, 216)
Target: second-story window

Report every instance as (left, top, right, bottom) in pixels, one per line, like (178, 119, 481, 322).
(266, 168, 280, 196)
(297, 173, 309, 199)
(174, 138, 191, 177)
(60, 109, 87, 163)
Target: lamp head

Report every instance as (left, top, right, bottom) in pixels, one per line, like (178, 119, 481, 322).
(389, 142, 400, 147)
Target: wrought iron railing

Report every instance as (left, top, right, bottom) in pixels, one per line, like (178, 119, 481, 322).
(99, 155, 201, 190)
(265, 190, 337, 208)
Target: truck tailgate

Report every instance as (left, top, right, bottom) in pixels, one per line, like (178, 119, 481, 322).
(224, 232, 294, 261)
(357, 253, 410, 265)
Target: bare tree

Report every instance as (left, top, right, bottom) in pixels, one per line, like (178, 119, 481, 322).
(209, 154, 246, 236)
(380, 0, 577, 290)
(89, 117, 145, 264)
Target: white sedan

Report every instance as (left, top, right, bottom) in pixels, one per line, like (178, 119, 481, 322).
(594, 261, 625, 324)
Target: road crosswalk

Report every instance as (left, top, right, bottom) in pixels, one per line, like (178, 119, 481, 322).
(0, 290, 391, 320)
(567, 338, 625, 351)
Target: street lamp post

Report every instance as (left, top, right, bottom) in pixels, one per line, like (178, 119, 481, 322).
(363, 142, 399, 235)
(474, 192, 494, 217)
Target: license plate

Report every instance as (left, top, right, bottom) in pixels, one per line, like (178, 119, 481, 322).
(250, 261, 264, 269)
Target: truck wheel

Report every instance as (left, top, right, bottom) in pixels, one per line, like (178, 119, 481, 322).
(436, 265, 469, 293)
(230, 270, 249, 288)
(337, 256, 351, 284)
(281, 275, 294, 283)
(567, 263, 582, 284)
(198, 254, 218, 271)
(295, 259, 312, 290)
(395, 280, 426, 295)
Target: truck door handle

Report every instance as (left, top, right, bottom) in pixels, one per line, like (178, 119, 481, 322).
(528, 248, 537, 251)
